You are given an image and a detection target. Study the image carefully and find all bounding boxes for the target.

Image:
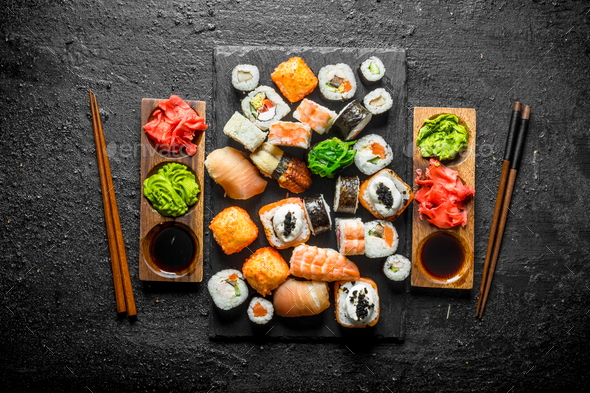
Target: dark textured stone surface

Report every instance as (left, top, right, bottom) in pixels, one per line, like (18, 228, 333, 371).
(1, 0, 589, 391)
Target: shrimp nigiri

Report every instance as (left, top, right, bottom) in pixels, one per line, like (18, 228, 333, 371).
(289, 244, 360, 282)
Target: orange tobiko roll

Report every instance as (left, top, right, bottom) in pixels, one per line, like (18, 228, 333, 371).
(271, 57, 318, 103)
(242, 247, 290, 296)
(209, 206, 258, 255)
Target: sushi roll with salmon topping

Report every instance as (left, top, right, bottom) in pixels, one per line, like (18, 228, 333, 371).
(223, 112, 267, 152)
(289, 244, 361, 282)
(358, 56, 385, 84)
(359, 168, 414, 221)
(259, 198, 311, 249)
(303, 194, 332, 236)
(353, 134, 393, 175)
(208, 269, 249, 310)
(267, 121, 312, 149)
(364, 220, 398, 258)
(271, 56, 318, 103)
(231, 64, 260, 93)
(334, 278, 380, 328)
(383, 255, 411, 281)
(334, 175, 360, 214)
(242, 247, 290, 296)
(318, 63, 357, 101)
(363, 88, 393, 115)
(209, 206, 258, 255)
(335, 218, 365, 256)
(241, 86, 290, 130)
(273, 279, 330, 317)
(247, 297, 274, 324)
(250, 143, 312, 194)
(293, 98, 337, 135)
(332, 101, 373, 141)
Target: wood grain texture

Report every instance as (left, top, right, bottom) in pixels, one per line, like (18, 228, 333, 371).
(138, 98, 206, 283)
(411, 107, 476, 289)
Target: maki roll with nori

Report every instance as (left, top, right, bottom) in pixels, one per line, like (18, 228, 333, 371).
(353, 134, 394, 175)
(318, 63, 357, 101)
(231, 64, 260, 93)
(250, 143, 312, 194)
(334, 175, 360, 214)
(241, 86, 290, 130)
(332, 101, 373, 141)
(358, 56, 385, 84)
(363, 88, 393, 115)
(303, 194, 332, 236)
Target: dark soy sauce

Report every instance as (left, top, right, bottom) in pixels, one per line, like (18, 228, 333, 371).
(151, 227, 195, 273)
(420, 233, 465, 279)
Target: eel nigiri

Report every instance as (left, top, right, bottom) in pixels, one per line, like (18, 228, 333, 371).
(205, 146, 267, 200)
(250, 143, 312, 194)
(273, 278, 330, 317)
(289, 244, 360, 282)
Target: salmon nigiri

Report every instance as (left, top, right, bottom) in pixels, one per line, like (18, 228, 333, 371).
(273, 278, 330, 317)
(205, 146, 267, 200)
(289, 244, 360, 282)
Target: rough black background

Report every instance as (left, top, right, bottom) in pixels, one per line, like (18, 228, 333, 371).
(1, 0, 589, 392)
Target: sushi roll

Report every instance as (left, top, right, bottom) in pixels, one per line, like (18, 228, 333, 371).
(247, 297, 274, 325)
(359, 168, 414, 221)
(208, 269, 249, 310)
(231, 64, 260, 93)
(353, 134, 394, 175)
(241, 86, 290, 130)
(383, 255, 411, 281)
(267, 121, 312, 149)
(332, 101, 373, 141)
(334, 175, 360, 214)
(223, 112, 267, 152)
(363, 88, 393, 115)
(259, 198, 311, 249)
(250, 143, 312, 194)
(242, 247, 290, 296)
(271, 56, 318, 103)
(334, 278, 380, 328)
(318, 63, 357, 101)
(293, 98, 337, 135)
(303, 194, 332, 236)
(335, 218, 365, 256)
(209, 206, 258, 255)
(358, 56, 385, 84)
(364, 220, 399, 258)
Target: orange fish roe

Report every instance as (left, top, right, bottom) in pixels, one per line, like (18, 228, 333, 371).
(271, 57, 318, 103)
(228, 273, 238, 280)
(252, 302, 267, 317)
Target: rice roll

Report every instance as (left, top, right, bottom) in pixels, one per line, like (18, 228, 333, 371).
(241, 86, 290, 130)
(259, 197, 311, 249)
(293, 98, 337, 135)
(353, 134, 393, 175)
(268, 121, 312, 149)
(363, 88, 393, 115)
(359, 168, 414, 221)
(318, 63, 357, 101)
(334, 175, 360, 214)
(335, 217, 365, 256)
(358, 56, 385, 84)
(364, 220, 399, 258)
(231, 64, 260, 93)
(250, 143, 312, 194)
(332, 101, 372, 141)
(334, 278, 380, 328)
(247, 297, 274, 325)
(303, 194, 332, 236)
(208, 269, 249, 310)
(223, 112, 267, 152)
(383, 255, 411, 281)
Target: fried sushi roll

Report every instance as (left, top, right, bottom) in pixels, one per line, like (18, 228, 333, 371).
(242, 247, 290, 296)
(209, 206, 258, 255)
(259, 197, 311, 249)
(332, 100, 373, 141)
(303, 194, 332, 236)
(334, 175, 360, 214)
(334, 278, 380, 328)
(250, 143, 312, 194)
(359, 168, 414, 221)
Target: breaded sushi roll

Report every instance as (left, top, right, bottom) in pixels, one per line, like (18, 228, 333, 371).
(247, 297, 274, 325)
(242, 247, 290, 296)
(271, 56, 318, 103)
(383, 255, 411, 281)
(332, 101, 372, 141)
(259, 197, 311, 249)
(209, 206, 258, 255)
(208, 269, 249, 310)
(364, 220, 398, 258)
(231, 64, 260, 93)
(334, 175, 360, 214)
(363, 88, 393, 115)
(318, 63, 357, 101)
(267, 121, 312, 149)
(335, 217, 365, 256)
(303, 194, 332, 236)
(358, 56, 385, 84)
(241, 86, 290, 130)
(293, 98, 337, 135)
(359, 168, 414, 221)
(250, 143, 312, 194)
(334, 278, 380, 328)
(223, 112, 267, 152)
(353, 134, 393, 175)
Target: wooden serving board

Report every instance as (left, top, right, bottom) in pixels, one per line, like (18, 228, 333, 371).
(138, 98, 206, 282)
(209, 46, 408, 340)
(411, 107, 476, 289)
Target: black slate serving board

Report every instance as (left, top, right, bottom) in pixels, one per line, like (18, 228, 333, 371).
(209, 46, 408, 341)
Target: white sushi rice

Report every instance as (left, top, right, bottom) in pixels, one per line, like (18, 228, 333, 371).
(353, 134, 394, 175)
(383, 255, 411, 281)
(359, 56, 385, 83)
(241, 86, 290, 130)
(231, 64, 260, 93)
(208, 269, 249, 310)
(223, 111, 267, 152)
(363, 88, 393, 115)
(293, 99, 337, 135)
(318, 63, 357, 101)
(247, 297, 274, 324)
(336, 281, 379, 327)
(364, 220, 398, 258)
(361, 169, 412, 219)
(335, 217, 364, 256)
(260, 203, 311, 249)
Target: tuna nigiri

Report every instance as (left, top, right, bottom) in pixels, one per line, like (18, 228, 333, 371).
(293, 98, 337, 135)
(273, 278, 330, 317)
(289, 244, 360, 282)
(205, 146, 267, 200)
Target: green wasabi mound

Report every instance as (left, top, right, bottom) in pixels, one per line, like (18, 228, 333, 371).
(417, 114, 469, 160)
(143, 163, 200, 217)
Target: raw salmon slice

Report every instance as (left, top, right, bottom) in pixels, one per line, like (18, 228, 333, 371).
(289, 244, 360, 282)
(273, 278, 330, 317)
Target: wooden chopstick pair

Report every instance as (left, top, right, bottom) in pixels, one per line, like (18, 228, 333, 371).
(89, 90, 137, 317)
(476, 102, 531, 319)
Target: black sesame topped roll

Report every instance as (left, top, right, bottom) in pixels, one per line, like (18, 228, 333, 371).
(303, 194, 332, 236)
(334, 175, 360, 214)
(332, 101, 373, 141)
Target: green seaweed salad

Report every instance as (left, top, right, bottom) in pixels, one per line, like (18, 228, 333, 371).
(143, 163, 200, 217)
(417, 114, 469, 160)
(307, 137, 356, 178)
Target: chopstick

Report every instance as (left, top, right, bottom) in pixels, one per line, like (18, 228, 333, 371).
(89, 91, 137, 317)
(476, 102, 522, 317)
(477, 105, 531, 319)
